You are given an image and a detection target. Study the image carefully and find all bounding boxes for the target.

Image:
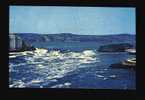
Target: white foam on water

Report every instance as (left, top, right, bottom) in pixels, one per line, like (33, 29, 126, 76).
(109, 75, 117, 78)
(49, 79, 58, 82)
(34, 48, 48, 54)
(103, 77, 108, 80)
(96, 74, 105, 78)
(9, 52, 22, 55)
(40, 85, 43, 88)
(24, 51, 34, 54)
(20, 52, 28, 56)
(51, 84, 64, 88)
(9, 63, 13, 72)
(82, 50, 96, 57)
(25, 56, 34, 61)
(11, 63, 27, 67)
(46, 74, 64, 80)
(29, 78, 44, 84)
(9, 80, 26, 88)
(9, 51, 33, 57)
(79, 58, 97, 64)
(9, 49, 101, 87)
(103, 68, 108, 71)
(36, 64, 46, 69)
(64, 82, 71, 86)
(48, 50, 61, 56)
(9, 55, 17, 58)
(69, 52, 81, 58)
(51, 82, 71, 88)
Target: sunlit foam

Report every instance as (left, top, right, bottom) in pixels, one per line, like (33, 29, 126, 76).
(9, 49, 100, 88)
(51, 82, 71, 88)
(96, 74, 105, 78)
(82, 50, 96, 57)
(34, 48, 48, 56)
(30, 78, 44, 84)
(36, 64, 46, 69)
(9, 63, 27, 68)
(109, 75, 117, 78)
(48, 50, 61, 56)
(9, 55, 17, 58)
(9, 80, 26, 88)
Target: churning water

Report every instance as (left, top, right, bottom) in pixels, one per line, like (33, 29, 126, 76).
(9, 42, 136, 89)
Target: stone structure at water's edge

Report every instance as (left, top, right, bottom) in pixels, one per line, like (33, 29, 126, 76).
(9, 34, 35, 52)
(9, 34, 22, 51)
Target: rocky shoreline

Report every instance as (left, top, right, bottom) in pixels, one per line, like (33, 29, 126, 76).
(110, 58, 136, 70)
(97, 43, 136, 70)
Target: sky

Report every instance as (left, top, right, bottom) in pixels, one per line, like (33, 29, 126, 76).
(9, 6, 136, 35)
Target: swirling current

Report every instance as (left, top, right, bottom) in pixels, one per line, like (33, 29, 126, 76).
(9, 49, 135, 89)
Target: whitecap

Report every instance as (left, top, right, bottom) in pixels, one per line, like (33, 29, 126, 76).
(9, 52, 22, 55)
(34, 48, 48, 56)
(9, 49, 101, 88)
(20, 52, 28, 56)
(46, 74, 64, 80)
(34, 48, 48, 53)
(64, 82, 71, 86)
(9, 80, 26, 88)
(79, 59, 92, 64)
(49, 79, 57, 82)
(109, 75, 117, 78)
(29, 78, 44, 84)
(96, 75, 105, 78)
(70, 52, 81, 58)
(11, 63, 27, 67)
(9, 55, 17, 58)
(48, 50, 61, 56)
(103, 77, 108, 80)
(51, 84, 64, 88)
(51, 82, 71, 88)
(40, 85, 43, 88)
(82, 50, 96, 57)
(36, 64, 46, 69)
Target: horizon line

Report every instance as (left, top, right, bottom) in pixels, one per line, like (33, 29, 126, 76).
(9, 32, 136, 36)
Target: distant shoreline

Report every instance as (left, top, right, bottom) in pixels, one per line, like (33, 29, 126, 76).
(10, 33, 136, 36)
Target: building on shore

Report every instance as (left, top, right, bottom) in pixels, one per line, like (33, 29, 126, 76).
(15, 36, 22, 49)
(9, 34, 23, 51)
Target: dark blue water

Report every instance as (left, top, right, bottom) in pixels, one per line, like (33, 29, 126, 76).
(9, 42, 136, 89)
(33, 41, 127, 51)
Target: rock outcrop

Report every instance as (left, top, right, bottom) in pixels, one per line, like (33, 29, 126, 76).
(98, 43, 133, 52)
(110, 63, 136, 70)
(20, 40, 35, 51)
(110, 58, 136, 70)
